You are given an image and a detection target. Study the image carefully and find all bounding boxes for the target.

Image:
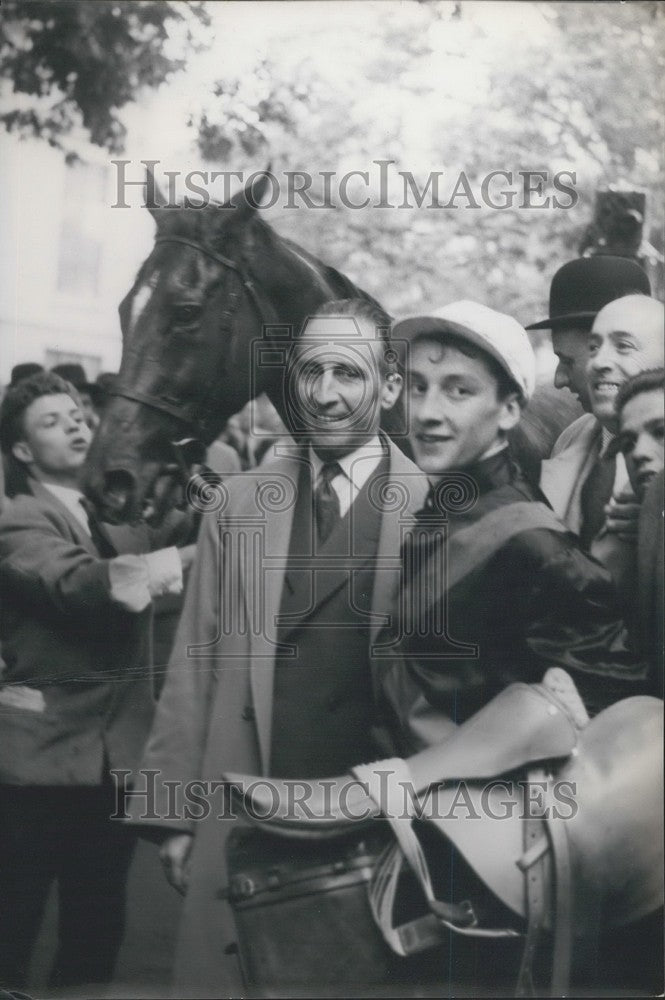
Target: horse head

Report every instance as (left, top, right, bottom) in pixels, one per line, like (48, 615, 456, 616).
(84, 170, 349, 524)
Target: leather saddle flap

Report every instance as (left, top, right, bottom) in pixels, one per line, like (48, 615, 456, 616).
(224, 682, 578, 837)
(408, 681, 578, 793)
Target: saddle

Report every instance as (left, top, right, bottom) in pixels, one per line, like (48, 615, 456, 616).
(224, 671, 663, 996)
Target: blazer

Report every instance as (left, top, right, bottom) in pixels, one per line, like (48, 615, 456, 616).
(0, 481, 155, 785)
(130, 437, 428, 994)
(540, 413, 629, 535)
(637, 470, 664, 696)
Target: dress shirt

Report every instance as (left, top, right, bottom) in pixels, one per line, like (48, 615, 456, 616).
(42, 482, 91, 534)
(309, 436, 384, 518)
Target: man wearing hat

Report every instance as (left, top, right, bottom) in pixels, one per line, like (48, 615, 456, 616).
(530, 257, 651, 540)
(381, 300, 642, 751)
(9, 363, 44, 389)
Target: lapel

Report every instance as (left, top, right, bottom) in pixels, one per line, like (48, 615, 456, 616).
(246, 454, 303, 773)
(370, 441, 428, 646)
(540, 415, 602, 531)
(30, 481, 99, 556)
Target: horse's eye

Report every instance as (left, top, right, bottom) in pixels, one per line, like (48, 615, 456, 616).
(172, 303, 202, 327)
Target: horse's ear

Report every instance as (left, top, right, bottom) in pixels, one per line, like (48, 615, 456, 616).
(228, 165, 273, 218)
(145, 165, 168, 228)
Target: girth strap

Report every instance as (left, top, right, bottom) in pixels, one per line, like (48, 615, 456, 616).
(352, 758, 520, 955)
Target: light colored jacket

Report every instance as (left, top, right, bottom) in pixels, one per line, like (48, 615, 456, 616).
(540, 413, 628, 535)
(130, 439, 428, 994)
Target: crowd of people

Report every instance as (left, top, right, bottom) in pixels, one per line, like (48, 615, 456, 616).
(0, 253, 663, 997)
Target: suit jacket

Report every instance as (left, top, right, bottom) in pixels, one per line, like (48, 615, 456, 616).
(637, 470, 664, 696)
(151, 439, 242, 686)
(0, 481, 155, 785)
(130, 437, 427, 994)
(540, 412, 629, 535)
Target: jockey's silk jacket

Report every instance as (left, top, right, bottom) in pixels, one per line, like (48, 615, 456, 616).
(380, 448, 646, 752)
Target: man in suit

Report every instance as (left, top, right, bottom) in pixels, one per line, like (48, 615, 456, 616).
(540, 293, 663, 551)
(527, 256, 651, 416)
(530, 257, 651, 536)
(128, 299, 428, 995)
(0, 372, 194, 990)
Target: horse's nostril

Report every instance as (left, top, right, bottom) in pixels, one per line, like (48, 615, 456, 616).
(103, 469, 136, 513)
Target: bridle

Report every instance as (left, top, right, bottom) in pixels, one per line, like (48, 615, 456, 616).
(107, 235, 278, 442)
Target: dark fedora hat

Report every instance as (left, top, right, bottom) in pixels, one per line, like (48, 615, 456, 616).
(527, 255, 651, 331)
(51, 363, 103, 405)
(9, 362, 44, 387)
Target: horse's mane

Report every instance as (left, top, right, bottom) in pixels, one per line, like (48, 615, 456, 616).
(278, 233, 389, 316)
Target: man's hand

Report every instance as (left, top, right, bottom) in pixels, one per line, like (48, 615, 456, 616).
(177, 544, 197, 572)
(604, 487, 641, 541)
(159, 832, 194, 894)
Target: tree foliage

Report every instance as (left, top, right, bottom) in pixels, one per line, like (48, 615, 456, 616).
(1, 0, 662, 324)
(188, 0, 664, 323)
(0, 0, 209, 154)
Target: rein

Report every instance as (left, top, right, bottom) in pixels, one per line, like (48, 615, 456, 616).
(108, 235, 278, 441)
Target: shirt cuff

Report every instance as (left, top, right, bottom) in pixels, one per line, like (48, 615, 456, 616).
(144, 546, 184, 598)
(108, 548, 183, 613)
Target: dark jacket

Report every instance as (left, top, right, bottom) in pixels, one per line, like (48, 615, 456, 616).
(637, 470, 664, 697)
(383, 450, 645, 749)
(0, 481, 155, 785)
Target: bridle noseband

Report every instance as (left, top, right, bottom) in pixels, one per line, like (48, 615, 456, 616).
(108, 235, 278, 441)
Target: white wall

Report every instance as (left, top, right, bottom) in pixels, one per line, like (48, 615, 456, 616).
(0, 136, 155, 384)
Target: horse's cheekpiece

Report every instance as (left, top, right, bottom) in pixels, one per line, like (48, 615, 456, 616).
(86, 184, 582, 527)
(224, 670, 663, 997)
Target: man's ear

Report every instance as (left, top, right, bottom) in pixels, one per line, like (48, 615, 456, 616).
(12, 440, 33, 465)
(498, 393, 522, 433)
(380, 372, 403, 412)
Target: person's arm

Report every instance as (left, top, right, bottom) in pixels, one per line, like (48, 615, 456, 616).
(0, 502, 119, 618)
(507, 529, 647, 714)
(589, 486, 640, 592)
(108, 544, 196, 612)
(0, 500, 195, 617)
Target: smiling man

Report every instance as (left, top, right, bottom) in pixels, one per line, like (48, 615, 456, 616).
(380, 300, 643, 752)
(541, 294, 664, 548)
(527, 256, 651, 412)
(129, 299, 428, 995)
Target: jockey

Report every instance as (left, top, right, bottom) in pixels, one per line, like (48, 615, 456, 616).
(381, 300, 646, 752)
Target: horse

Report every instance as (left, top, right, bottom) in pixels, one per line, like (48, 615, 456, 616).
(84, 171, 581, 524)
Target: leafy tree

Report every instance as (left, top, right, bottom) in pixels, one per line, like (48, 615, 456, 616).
(188, 0, 663, 324)
(0, 0, 209, 155)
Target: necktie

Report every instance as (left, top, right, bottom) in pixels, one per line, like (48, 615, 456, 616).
(579, 452, 616, 548)
(313, 462, 342, 544)
(79, 498, 117, 558)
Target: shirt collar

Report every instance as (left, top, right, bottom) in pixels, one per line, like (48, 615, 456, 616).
(40, 482, 90, 532)
(309, 435, 384, 491)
